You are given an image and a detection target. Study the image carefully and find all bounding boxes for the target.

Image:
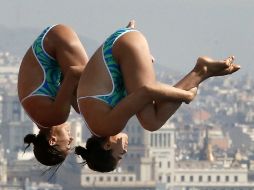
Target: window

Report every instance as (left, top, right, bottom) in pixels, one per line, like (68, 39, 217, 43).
(129, 177, 133, 181)
(234, 176, 238, 182)
(167, 176, 171, 182)
(131, 137, 135, 144)
(181, 176, 185, 182)
(107, 176, 111, 181)
(190, 176, 193, 182)
(12, 101, 20, 113)
(99, 177, 103, 182)
(168, 161, 171, 168)
(114, 177, 118, 182)
(208, 176, 211, 182)
(168, 133, 171, 146)
(137, 138, 141, 144)
(159, 162, 162, 168)
(199, 176, 203, 182)
(151, 134, 154, 146)
(217, 176, 220, 182)
(12, 101, 21, 121)
(159, 134, 162, 146)
(128, 166, 134, 171)
(155, 134, 158, 147)
(225, 176, 229, 182)
(86, 177, 90, 182)
(122, 176, 126, 181)
(164, 133, 167, 147)
(159, 176, 162, 181)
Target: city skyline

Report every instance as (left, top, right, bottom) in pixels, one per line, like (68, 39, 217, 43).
(1, 51, 254, 190)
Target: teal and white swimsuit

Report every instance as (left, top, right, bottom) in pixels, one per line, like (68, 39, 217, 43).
(21, 25, 62, 128)
(78, 27, 138, 136)
(78, 27, 138, 107)
(21, 25, 61, 103)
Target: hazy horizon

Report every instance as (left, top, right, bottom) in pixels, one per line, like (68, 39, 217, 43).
(0, 0, 253, 77)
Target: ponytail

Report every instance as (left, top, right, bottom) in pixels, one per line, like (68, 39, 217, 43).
(24, 134, 37, 152)
(75, 146, 89, 162)
(75, 136, 117, 172)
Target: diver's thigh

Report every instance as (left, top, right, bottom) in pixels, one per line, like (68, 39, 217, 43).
(114, 32, 156, 93)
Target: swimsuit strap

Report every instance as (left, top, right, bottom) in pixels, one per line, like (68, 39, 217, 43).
(95, 27, 138, 107)
(31, 25, 61, 98)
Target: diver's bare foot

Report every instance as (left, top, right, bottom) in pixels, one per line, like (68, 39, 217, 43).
(126, 20, 135, 29)
(194, 56, 240, 79)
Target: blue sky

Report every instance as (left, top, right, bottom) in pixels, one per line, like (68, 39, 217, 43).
(0, 0, 253, 76)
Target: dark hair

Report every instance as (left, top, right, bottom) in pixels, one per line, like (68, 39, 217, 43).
(75, 136, 117, 172)
(24, 133, 66, 166)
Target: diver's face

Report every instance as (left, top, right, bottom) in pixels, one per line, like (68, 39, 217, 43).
(49, 123, 73, 155)
(105, 133, 128, 162)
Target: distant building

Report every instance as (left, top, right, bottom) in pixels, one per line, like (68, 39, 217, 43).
(7, 159, 45, 185)
(79, 120, 254, 190)
(1, 120, 33, 158)
(24, 180, 63, 190)
(208, 127, 231, 151)
(1, 91, 29, 124)
(69, 120, 83, 146)
(0, 179, 63, 190)
(0, 135, 7, 184)
(172, 160, 254, 190)
(0, 95, 3, 123)
(172, 125, 254, 190)
(0, 183, 21, 190)
(80, 167, 156, 190)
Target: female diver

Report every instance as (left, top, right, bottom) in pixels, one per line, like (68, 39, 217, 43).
(75, 20, 240, 172)
(18, 24, 89, 166)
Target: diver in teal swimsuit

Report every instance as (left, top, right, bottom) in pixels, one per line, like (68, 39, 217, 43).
(76, 20, 240, 172)
(18, 24, 89, 166)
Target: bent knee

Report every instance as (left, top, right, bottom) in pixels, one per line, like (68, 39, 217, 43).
(138, 114, 164, 132)
(142, 123, 162, 132)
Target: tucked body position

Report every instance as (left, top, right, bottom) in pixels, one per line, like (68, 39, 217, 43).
(18, 24, 89, 166)
(75, 20, 240, 172)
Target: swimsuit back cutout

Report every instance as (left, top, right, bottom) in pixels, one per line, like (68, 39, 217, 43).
(78, 27, 138, 136)
(21, 25, 62, 103)
(78, 27, 138, 108)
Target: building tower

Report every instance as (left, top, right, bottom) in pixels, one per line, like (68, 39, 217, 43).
(200, 126, 215, 162)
